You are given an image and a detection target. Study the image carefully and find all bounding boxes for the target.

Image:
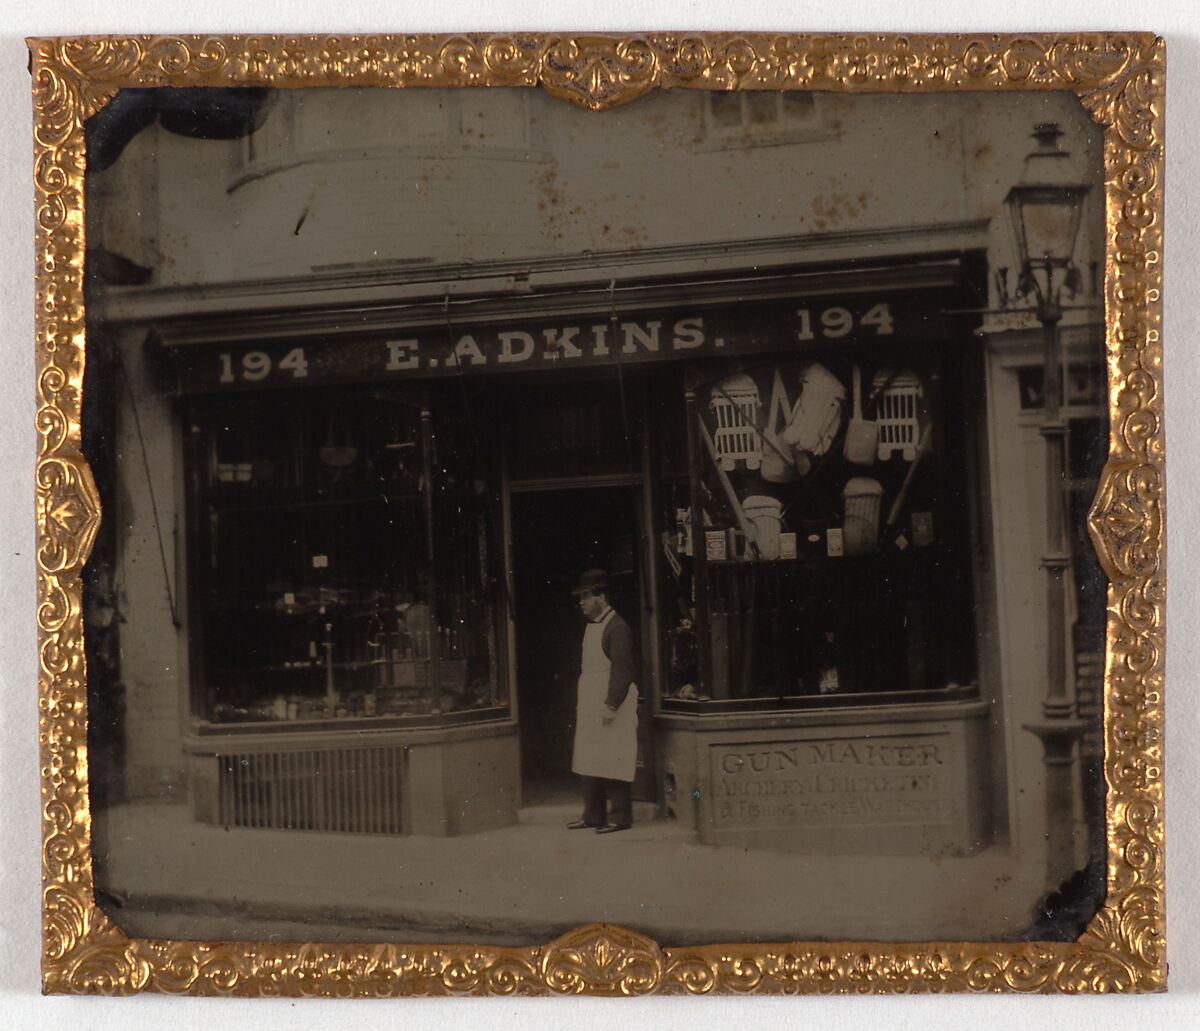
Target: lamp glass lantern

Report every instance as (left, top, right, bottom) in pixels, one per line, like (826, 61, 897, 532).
(1004, 123, 1091, 311)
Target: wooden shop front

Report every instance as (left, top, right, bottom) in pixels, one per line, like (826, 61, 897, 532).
(160, 246, 994, 854)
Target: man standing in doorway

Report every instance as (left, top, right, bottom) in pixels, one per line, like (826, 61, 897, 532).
(568, 568, 639, 834)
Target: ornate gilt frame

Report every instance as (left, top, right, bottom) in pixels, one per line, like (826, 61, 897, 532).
(32, 32, 1165, 995)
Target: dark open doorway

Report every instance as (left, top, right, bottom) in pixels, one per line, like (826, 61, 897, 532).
(510, 484, 653, 806)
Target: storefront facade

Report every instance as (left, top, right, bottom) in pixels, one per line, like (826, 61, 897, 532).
(85, 86, 1107, 884)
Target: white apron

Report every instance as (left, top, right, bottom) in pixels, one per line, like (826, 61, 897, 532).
(571, 609, 639, 782)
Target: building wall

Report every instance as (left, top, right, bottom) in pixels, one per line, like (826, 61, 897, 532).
(981, 326, 1107, 877)
(105, 326, 189, 801)
(93, 89, 1103, 284)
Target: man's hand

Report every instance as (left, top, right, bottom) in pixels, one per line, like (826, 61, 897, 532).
(601, 710, 616, 727)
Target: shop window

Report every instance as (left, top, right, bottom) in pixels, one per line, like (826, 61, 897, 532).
(661, 349, 976, 710)
(187, 385, 506, 725)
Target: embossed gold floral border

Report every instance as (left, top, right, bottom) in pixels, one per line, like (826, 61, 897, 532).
(31, 32, 1165, 995)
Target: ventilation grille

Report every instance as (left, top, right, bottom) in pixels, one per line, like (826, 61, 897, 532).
(217, 745, 404, 834)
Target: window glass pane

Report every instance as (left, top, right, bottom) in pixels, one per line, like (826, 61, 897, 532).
(664, 348, 976, 709)
(708, 92, 742, 129)
(745, 92, 779, 125)
(1018, 361, 1105, 411)
(504, 375, 642, 480)
(188, 385, 504, 723)
(430, 384, 505, 710)
(781, 91, 819, 122)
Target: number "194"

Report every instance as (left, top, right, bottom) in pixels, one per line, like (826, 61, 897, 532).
(795, 303, 894, 341)
(219, 348, 309, 383)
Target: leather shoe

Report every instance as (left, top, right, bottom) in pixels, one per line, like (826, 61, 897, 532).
(595, 824, 631, 834)
(567, 819, 599, 830)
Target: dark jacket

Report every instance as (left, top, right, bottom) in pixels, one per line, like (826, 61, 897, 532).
(601, 610, 638, 711)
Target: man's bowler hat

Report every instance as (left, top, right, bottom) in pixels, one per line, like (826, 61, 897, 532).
(571, 568, 609, 595)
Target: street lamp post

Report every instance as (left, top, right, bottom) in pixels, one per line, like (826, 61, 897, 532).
(1004, 123, 1092, 889)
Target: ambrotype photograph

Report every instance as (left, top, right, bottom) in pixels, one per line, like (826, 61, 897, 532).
(81, 82, 1109, 946)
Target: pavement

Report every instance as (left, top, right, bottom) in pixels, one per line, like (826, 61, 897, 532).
(91, 796, 1055, 947)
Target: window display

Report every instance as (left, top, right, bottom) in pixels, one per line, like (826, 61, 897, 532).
(661, 347, 977, 708)
(188, 384, 505, 724)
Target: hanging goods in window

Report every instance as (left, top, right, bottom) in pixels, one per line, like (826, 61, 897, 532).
(872, 369, 923, 461)
(843, 364, 878, 466)
(842, 477, 883, 556)
(781, 363, 846, 468)
(710, 369, 799, 483)
(760, 367, 800, 484)
(709, 373, 762, 471)
(883, 421, 935, 541)
(697, 416, 760, 556)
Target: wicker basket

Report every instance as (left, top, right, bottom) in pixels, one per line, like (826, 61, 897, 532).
(842, 477, 883, 556)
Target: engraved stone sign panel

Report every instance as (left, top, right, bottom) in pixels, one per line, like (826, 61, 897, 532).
(698, 718, 987, 857)
(710, 735, 952, 830)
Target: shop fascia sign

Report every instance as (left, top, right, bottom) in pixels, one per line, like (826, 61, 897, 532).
(171, 290, 959, 394)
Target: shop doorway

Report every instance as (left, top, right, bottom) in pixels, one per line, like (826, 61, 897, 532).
(510, 484, 654, 807)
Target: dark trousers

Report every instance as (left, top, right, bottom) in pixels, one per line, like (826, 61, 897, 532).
(579, 775, 633, 828)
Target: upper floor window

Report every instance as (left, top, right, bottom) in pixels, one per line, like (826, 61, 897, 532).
(703, 91, 834, 148)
